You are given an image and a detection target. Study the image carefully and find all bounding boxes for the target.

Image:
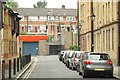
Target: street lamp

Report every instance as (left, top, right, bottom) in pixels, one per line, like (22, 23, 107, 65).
(90, 13, 95, 52)
(70, 17, 73, 46)
(78, 22, 82, 51)
(58, 14, 61, 32)
(47, 11, 51, 42)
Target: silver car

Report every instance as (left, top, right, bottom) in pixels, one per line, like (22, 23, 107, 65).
(71, 51, 84, 70)
(79, 52, 113, 78)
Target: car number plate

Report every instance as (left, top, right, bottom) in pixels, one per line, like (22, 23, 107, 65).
(95, 68, 105, 71)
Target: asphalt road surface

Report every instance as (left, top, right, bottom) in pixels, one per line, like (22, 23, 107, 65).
(28, 55, 117, 80)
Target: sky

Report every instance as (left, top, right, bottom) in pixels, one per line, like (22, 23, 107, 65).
(14, 0, 77, 9)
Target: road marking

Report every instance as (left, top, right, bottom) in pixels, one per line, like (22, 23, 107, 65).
(25, 57, 37, 79)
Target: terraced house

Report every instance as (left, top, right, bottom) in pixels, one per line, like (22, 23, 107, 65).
(16, 6, 78, 56)
(78, 0, 120, 65)
(0, 1, 25, 79)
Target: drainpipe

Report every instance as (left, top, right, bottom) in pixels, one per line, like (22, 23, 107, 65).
(117, 1, 120, 66)
(77, 0, 80, 51)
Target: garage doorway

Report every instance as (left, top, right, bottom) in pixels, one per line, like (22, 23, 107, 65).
(23, 42, 39, 56)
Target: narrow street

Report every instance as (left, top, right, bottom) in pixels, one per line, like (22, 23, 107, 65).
(26, 55, 117, 80)
(28, 55, 81, 78)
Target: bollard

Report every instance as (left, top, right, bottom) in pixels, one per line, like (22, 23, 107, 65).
(29, 54, 31, 62)
(13, 58, 16, 75)
(23, 56, 25, 67)
(2, 60, 5, 80)
(17, 58, 19, 72)
(9, 60, 11, 79)
(20, 57, 22, 70)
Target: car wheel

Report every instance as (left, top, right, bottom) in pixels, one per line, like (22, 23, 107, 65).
(108, 73, 113, 78)
(69, 63, 72, 69)
(79, 72, 82, 75)
(76, 66, 79, 72)
(82, 70, 87, 78)
(71, 64, 74, 70)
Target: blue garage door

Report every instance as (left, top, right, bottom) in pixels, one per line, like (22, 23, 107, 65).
(23, 42, 39, 56)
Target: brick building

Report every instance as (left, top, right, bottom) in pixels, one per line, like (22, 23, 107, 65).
(78, 0, 120, 65)
(17, 6, 78, 55)
(0, 1, 21, 79)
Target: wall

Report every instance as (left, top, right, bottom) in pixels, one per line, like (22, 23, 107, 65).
(39, 40, 47, 56)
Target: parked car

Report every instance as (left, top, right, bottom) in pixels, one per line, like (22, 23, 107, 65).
(79, 52, 113, 78)
(71, 51, 85, 70)
(58, 50, 65, 61)
(62, 51, 69, 63)
(64, 51, 75, 69)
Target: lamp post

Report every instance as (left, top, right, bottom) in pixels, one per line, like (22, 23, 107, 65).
(58, 14, 60, 32)
(78, 22, 82, 51)
(90, 13, 95, 52)
(47, 11, 51, 42)
(70, 18, 73, 46)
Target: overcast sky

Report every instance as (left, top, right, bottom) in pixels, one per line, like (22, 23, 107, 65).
(14, 0, 77, 9)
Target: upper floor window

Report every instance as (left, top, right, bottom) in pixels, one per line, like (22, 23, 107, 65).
(39, 16, 47, 21)
(56, 16, 63, 21)
(66, 17, 76, 22)
(48, 16, 54, 21)
(28, 16, 38, 21)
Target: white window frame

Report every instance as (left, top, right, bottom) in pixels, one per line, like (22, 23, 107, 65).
(28, 16, 38, 21)
(40, 25, 47, 33)
(39, 16, 47, 21)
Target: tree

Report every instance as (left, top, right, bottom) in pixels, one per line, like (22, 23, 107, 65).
(33, 0, 47, 8)
(6, 0, 18, 8)
(69, 45, 78, 51)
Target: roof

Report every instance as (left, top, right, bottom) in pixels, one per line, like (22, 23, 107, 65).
(16, 8, 77, 16)
(19, 35, 48, 42)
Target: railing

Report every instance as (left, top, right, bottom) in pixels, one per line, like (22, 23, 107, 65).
(1, 54, 31, 79)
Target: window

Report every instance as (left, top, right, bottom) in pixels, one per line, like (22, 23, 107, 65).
(35, 27, 38, 32)
(48, 16, 54, 21)
(28, 16, 38, 21)
(103, 31, 105, 50)
(108, 2, 110, 22)
(40, 25, 46, 32)
(28, 25, 32, 30)
(106, 3, 107, 23)
(89, 54, 110, 60)
(39, 16, 47, 21)
(81, 4, 84, 16)
(103, 5, 104, 25)
(57, 25, 61, 32)
(112, 0, 114, 20)
(66, 17, 76, 22)
(108, 29, 110, 51)
(21, 26, 24, 32)
(112, 28, 114, 50)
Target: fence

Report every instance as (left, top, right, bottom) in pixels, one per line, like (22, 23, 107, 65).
(1, 54, 31, 79)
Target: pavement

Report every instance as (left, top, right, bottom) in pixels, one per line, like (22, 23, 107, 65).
(15, 57, 35, 79)
(113, 65, 120, 79)
(16, 56, 120, 79)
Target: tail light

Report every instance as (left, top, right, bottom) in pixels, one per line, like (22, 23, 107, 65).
(85, 60, 92, 64)
(107, 60, 112, 65)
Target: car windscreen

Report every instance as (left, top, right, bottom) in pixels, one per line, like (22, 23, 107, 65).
(89, 54, 110, 60)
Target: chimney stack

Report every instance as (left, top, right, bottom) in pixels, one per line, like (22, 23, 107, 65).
(62, 5, 65, 9)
